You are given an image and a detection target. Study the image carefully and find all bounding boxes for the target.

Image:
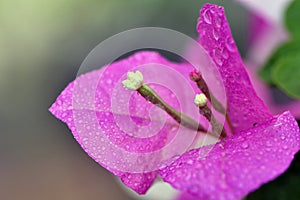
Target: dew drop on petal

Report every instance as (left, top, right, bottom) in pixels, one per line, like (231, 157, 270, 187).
(209, 6, 216, 14)
(245, 132, 252, 136)
(280, 135, 286, 140)
(225, 36, 236, 52)
(236, 135, 245, 142)
(203, 9, 212, 24)
(213, 29, 220, 41)
(265, 140, 272, 147)
(241, 141, 249, 149)
(186, 159, 194, 165)
(222, 48, 229, 59)
(215, 16, 221, 28)
(282, 145, 288, 150)
(106, 79, 112, 85)
(137, 156, 144, 165)
(213, 49, 223, 66)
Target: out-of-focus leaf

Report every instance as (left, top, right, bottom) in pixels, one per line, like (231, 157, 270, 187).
(271, 53, 300, 99)
(285, 0, 300, 37)
(259, 39, 300, 85)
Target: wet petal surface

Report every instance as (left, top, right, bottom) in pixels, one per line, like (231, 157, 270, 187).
(160, 111, 300, 200)
(49, 51, 203, 193)
(197, 4, 272, 133)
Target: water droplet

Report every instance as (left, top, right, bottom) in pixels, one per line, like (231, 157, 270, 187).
(266, 147, 272, 152)
(57, 100, 62, 105)
(215, 16, 222, 28)
(222, 48, 229, 59)
(203, 9, 212, 24)
(82, 137, 89, 145)
(189, 185, 200, 194)
(172, 155, 181, 161)
(282, 145, 288, 150)
(220, 181, 228, 189)
(106, 79, 112, 85)
(210, 7, 216, 14)
(246, 132, 252, 136)
(136, 156, 144, 165)
(199, 28, 206, 36)
(241, 142, 249, 149)
(266, 140, 272, 147)
(260, 165, 266, 170)
(186, 159, 194, 165)
(212, 29, 220, 40)
(225, 36, 236, 52)
(237, 135, 245, 142)
(213, 49, 223, 66)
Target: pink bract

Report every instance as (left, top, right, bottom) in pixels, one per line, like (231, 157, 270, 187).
(49, 51, 204, 194)
(49, 3, 300, 200)
(159, 4, 300, 200)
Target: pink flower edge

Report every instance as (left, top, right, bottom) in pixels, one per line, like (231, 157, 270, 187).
(160, 111, 300, 200)
(197, 4, 272, 133)
(49, 51, 201, 194)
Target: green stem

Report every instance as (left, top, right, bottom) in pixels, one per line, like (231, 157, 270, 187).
(198, 104, 227, 138)
(138, 84, 207, 133)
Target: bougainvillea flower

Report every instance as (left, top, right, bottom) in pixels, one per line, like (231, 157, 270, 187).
(157, 4, 300, 199)
(49, 3, 300, 200)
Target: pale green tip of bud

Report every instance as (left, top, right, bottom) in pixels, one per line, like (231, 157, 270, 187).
(122, 70, 144, 90)
(194, 93, 207, 107)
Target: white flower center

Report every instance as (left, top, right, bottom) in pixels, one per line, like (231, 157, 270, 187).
(122, 70, 144, 90)
(194, 93, 207, 107)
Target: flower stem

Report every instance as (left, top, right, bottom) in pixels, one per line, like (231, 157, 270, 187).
(138, 84, 208, 133)
(198, 104, 227, 138)
(190, 70, 225, 114)
(190, 70, 234, 134)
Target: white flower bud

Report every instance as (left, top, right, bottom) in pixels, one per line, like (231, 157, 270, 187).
(194, 93, 207, 107)
(122, 70, 144, 90)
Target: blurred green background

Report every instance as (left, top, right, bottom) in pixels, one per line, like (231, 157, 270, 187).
(0, 0, 248, 199)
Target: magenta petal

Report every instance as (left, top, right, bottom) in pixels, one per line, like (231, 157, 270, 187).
(49, 107, 158, 194)
(117, 171, 158, 194)
(49, 51, 202, 194)
(160, 111, 300, 200)
(197, 4, 272, 133)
